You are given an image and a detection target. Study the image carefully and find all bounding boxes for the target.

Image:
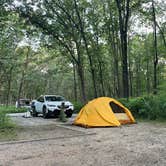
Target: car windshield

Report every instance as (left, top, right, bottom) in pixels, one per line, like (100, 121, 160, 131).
(20, 99, 30, 105)
(45, 96, 65, 102)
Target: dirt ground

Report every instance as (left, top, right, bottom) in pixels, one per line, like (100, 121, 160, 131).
(0, 114, 166, 166)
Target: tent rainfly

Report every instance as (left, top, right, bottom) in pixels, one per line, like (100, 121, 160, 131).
(74, 97, 135, 127)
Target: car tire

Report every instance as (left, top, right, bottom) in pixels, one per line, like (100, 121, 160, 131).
(66, 113, 72, 118)
(43, 106, 49, 119)
(31, 106, 38, 117)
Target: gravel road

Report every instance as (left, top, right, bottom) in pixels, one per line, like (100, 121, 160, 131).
(0, 114, 166, 166)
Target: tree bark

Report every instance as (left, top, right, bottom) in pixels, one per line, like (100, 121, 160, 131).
(74, 0, 97, 98)
(145, 38, 151, 94)
(128, 46, 133, 97)
(116, 0, 130, 99)
(17, 47, 30, 106)
(156, 23, 166, 48)
(73, 62, 77, 101)
(152, 0, 158, 94)
(136, 56, 141, 96)
(98, 59, 105, 96)
(105, 1, 121, 97)
(6, 66, 13, 106)
(77, 64, 86, 102)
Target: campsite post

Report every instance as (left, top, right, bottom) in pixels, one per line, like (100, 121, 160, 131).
(59, 102, 67, 122)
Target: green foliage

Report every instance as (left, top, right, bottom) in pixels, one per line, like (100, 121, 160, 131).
(0, 105, 27, 114)
(0, 107, 18, 141)
(120, 95, 166, 120)
(0, 0, 165, 105)
(73, 102, 84, 113)
(0, 112, 8, 128)
(0, 112, 16, 129)
(0, 111, 17, 141)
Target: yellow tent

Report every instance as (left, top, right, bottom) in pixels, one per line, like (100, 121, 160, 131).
(74, 97, 135, 127)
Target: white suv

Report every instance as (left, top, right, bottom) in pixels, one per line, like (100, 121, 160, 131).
(31, 95, 74, 118)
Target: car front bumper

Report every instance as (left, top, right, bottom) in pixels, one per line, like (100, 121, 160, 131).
(47, 108, 74, 117)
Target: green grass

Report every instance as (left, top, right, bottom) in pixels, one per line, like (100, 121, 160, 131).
(0, 105, 27, 114)
(0, 109, 18, 141)
(0, 127, 17, 141)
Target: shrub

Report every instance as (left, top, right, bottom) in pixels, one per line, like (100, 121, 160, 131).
(119, 95, 166, 120)
(0, 112, 15, 129)
(73, 102, 84, 113)
(0, 112, 7, 128)
(0, 111, 17, 141)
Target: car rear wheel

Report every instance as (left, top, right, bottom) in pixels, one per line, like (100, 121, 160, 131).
(43, 106, 49, 119)
(66, 113, 72, 118)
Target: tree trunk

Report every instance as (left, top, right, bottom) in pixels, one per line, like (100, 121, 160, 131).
(128, 49, 133, 97)
(6, 67, 13, 106)
(146, 58, 150, 94)
(136, 57, 141, 96)
(77, 64, 86, 102)
(122, 34, 129, 98)
(107, 2, 120, 97)
(156, 23, 166, 48)
(17, 71, 25, 106)
(98, 60, 105, 96)
(73, 63, 77, 101)
(116, 0, 130, 99)
(17, 47, 30, 106)
(152, 0, 158, 94)
(145, 39, 151, 94)
(74, 0, 97, 98)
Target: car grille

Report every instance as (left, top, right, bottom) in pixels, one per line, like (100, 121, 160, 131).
(57, 105, 69, 109)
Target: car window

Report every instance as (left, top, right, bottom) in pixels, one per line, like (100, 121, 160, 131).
(45, 96, 65, 102)
(37, 96, 44, 102)
(19, 99, 30, 106)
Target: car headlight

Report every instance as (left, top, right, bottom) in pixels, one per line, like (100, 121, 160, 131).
(47, 104, 56, 107)
(69, 105, 74, 109)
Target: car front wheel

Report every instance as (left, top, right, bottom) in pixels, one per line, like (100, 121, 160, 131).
(65, 109, 73, 118)
(43, 106, 49, 119)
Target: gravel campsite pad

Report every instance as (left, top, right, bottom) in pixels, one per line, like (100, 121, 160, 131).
(4, 114, 86, 141)
(0, 114, 166, 166)
(16, 125, 85, 141)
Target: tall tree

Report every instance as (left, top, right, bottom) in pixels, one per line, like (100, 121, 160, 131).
(151, 0, 158, 94)
(115, 0, 131, 98)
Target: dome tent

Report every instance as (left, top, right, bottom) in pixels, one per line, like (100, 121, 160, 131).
(74, 97, 135, 127)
